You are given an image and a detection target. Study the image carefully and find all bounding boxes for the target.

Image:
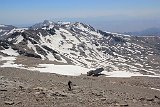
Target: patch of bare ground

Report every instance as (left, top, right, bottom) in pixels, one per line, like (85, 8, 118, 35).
(15, 56, 70, 67)
(0, 67, 160, 107)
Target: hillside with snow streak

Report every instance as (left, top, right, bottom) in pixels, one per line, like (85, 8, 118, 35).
(0, 20, 160, 76)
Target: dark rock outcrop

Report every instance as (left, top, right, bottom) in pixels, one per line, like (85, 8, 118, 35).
(87, 68, 104, 76)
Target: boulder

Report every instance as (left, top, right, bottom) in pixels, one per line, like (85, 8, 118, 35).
(4, 101, 14, 105)
(87, 68, 104, 76)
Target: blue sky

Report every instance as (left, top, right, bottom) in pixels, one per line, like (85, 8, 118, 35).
(0, 0, 160, 32)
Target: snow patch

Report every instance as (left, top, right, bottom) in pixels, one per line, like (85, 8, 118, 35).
(7, 28, 27, 35)
(46, 52, 56, 61)
(1, 47, 19, 56)
(16, 35, 24, 44)
(102, 70, 143, 78)
(58, 21, 71, 25)
(0, 24, 6, 27)
(0, 56, 23, 68)
(0, 55, 160, 78)
(8, 38, 13, 41)
(1, 60, 23, 68)
(29, 64, 90, 76)
(102, 70, 160, 78)
(0, 56, 16, 61)
(150, 88, 160, 91)
(74, 23, 89, 32)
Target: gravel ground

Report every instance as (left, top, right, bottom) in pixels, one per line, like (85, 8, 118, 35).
(0, 67, 160, 107)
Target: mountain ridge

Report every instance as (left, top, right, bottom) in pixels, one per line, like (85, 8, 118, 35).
(0, 20, 160, 76)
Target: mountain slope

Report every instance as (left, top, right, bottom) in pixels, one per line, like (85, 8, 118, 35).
(0, 24, 17, 40)
(0, 20, 160, 76)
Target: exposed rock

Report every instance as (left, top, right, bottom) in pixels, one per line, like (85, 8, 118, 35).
(47, 28, 56, 35)
(0, 89, 7, 91)
(146, 98, 154, 101)
(115, 103, 129, 106)
(50, 91, 68, 97)
(35, 45, 47, 56)
(33, 87, 46, 91)
(100, 97, 106, 101)
(0, 40, 10, 49)
(4, 101, 14, 105)
(87, 68, 104, 76)
(105, 98, 118, 104)
(18, 50, 41, 59)
(155, 95, 160, 99)
(18, 85, 24, 90)
(54, 54, 62, 61)
(42, 45, 58, 54)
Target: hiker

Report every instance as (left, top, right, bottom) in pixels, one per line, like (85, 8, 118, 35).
(68, 80, 72, 91)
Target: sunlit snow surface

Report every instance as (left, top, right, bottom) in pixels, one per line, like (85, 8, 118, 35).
(1, 47, 19, 56)
(31, 64, 160, 77)
(0, 24, 6, 27)
(29, 64, 91, 76)
(0, 56, 16, 61)
(150, 88, 160, 91)
(0, 56, 23, 68)
(0, 55, 160, 78)
(102, 70, 143, 77)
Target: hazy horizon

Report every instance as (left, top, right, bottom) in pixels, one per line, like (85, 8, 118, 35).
(1, 0, 160, 32)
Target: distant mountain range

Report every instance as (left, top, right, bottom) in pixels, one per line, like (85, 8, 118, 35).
(0, 20, 160, 76)
(124, 28, 160, 36)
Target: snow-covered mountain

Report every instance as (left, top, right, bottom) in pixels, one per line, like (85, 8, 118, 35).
(0, 20, 160, 75)
(0, 24, 17, 40)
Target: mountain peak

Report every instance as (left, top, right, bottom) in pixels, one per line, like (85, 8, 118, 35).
(43, 20, 54, 25)
(72, 22, 96, 32)
(30, 20, 55, 30)
(0, 21, 160, 77)
(57, 21, 71, 25)
(0, 24, 6, 27)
